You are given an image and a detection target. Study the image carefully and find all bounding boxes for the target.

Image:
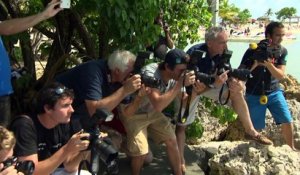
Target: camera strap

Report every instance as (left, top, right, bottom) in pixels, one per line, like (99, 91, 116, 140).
(177, 75, 191, 124)
(78, 160, 96, 175)
(219, 82, 230, 105)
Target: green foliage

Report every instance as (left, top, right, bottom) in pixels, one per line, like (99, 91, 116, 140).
(71, 0, 211, 53)
(238, 9, 251, 24)
(265, 8, 273, 18)
(186, 95, 238, 142)
(12, 74, 32, 91)
(276, 7, 297, 21)
(186, 117, 204, 140)
(219, 0, 251, 24)
(201, 96, 237, 124)
(219, 0, 239, 23)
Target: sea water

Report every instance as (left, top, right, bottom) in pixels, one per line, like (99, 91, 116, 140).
(185, 34, 300, 82)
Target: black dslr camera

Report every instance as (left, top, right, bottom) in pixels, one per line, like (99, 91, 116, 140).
(251, 39, 281, 62)
(1, 157, 34, 175)
(216, 49, 252, 81)
(188, 50, 215, 87)
(82, 109, 118, 174)
(132, 51, 161, 88)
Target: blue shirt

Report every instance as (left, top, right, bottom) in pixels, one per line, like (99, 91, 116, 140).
(186, 43, 220, 75)
(0, 37, 13, 96)
(56, 59, 113, 118)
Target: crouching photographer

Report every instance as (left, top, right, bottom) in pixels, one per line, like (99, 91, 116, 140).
(1, 125, 31, 175)
(186, 26, 272, 145)
(119, 49, 195, 175)
(10, 83, 91, 175)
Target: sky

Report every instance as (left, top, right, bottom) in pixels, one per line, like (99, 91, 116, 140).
(228, 0, 300, 19)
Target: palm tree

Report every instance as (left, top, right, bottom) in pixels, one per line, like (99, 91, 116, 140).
(219, 0, 239, 24)
(265, 8, 273, 18)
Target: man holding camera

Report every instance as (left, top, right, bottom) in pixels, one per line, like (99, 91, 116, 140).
(186, 26, 272, 145)
(0, 0, 63, 127)
(0, 125, 24, 175)
(56, 50, 140, 144)
(119, 48, 195, 175)
(239, 22, 296, 150)
(10, 83, 91, 175)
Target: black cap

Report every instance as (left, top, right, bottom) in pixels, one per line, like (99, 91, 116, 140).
(164, 49, 187, 67)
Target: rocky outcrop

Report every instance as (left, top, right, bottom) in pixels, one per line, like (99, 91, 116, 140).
(192, 141, 300, 175)
(280, 74, 300, 102)
(190, 75, 300, 174)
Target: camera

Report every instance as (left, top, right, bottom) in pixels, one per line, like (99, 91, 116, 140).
(188, 49, 251, 84)
(82, 109, 118, 174)
(1, 157, 35, 175)
(250, 39, 281, 62)
(188, 50, 215, 87)
(216, 49, 252, 81)
(60, 0, 70, 9)
(133, 51, 161, 88)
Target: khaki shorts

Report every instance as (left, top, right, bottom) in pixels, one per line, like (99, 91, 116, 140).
(120, 111, 175, 156)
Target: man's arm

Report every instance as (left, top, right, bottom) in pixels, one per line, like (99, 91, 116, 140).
(164, 28, 174, 49)
(148, 71, 195, 112)
(120, 86, 151, 117)
(148, 81, 181, 112)
(85, 74, 141, 116)
(63, 151, 90, 173)
(263, 60, 286, 80)
(0, 0, 61, 35)
(18, 149, 67, 175)
(18, 132, 89, 175)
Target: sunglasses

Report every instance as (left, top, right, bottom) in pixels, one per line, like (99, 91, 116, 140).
(51, 86, 68, 96)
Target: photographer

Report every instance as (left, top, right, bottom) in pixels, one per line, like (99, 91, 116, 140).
(56, 50, 140, 145)
(0, 126, 23, 175)
(239, 22, 296, 150)
(146, 9, 174, 60)
(186, 26, 272, 145)
(0, 0, 63, 127)
(119, 48, 195, 175)
(10, 83, 91, 175)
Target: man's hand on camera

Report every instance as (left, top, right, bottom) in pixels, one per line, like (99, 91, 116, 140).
(260, 58, 274, 68)
(214, 70, 229, 88)
(66, 131, 90, 154)
(193, 80, 206, 94)
(182, 71, 195, 87)
(123, 74, 141, 95)
(228, 78, 245, 94)
(0, 164, 23, 175)
(137, 85, 151, 97)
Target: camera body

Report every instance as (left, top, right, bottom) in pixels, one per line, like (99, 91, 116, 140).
(216, 50, 252, 81)
(82, 109, 118, 174)
(1, 157, 35, 175)
(188, 50, 215, 87)
(189, 49, 251, 85)
(251, 39, 281, 62)
(133, 51, 161, 88)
